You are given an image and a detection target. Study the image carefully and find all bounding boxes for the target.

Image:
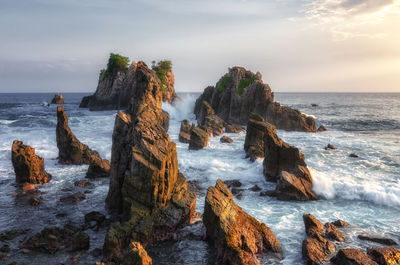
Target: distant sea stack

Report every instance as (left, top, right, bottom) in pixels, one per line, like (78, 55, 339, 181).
(80, 53, 177, 111)
(103, 61, 195, 263)
(194, 66, 317, 132)
(51, 94, 64, 104)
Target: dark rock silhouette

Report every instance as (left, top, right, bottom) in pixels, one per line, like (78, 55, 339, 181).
(51, 94, 64, 104)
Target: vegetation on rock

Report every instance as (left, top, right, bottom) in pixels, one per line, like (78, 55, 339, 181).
(152, 60, 172, 92)
(237, 77, 257, 95)
(103, 53, 130, 79)
(217, 75, 230, 92)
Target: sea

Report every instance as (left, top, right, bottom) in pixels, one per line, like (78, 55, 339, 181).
(0, 92, 399, 264)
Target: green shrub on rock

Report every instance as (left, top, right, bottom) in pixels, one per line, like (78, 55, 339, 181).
(152, 60, 172, 92)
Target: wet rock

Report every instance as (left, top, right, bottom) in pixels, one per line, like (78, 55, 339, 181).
(367, 247, 400, 265)
(179, 131, 191, 144)
(220, 136, 233, 143)
(325, 144, 336, 150)
(85, 211, 106, 229)
(260, 190, 276, 197)
(0, 253, 7, 259)
(56, 106, 110, 175)
(86, 158, 111, 178)
(103, 62, 196, 263)
(223, 179, 242, 188)
(21, 182, 35, 191)
(311, 104, 318, 107)
(80, 57, 177, 110)
(203, 179, 282, 265)
(244, 113, 269, 161)
(178, 120, 192, 143)
(302, 214, 346, 265)
(196, 101, 224, 137)
(29, 197, 40, 206)
(358, 235, 398, 246)
(350, 153, 359, 158)
(11, 140, 51, 184)
(225, 122, 245, 133)
(332, 219, 350, 227)
(60, 192, 88, 203)
(74, 179, 94, 188)
(0, 244, 10, 253)
(189, 127, 209, 150)
(121, 241, 152, 265)
(64, 221, 85, 233)
(317, 125, 327, 132)
(249, 185, 261, 192)
(331, 248, 378, 265)
(70, 231, 89, 251)
(194, 66, 317, 131)
(51, 94, 64, 104)
(262, 122, 318, 201)
(23, 227, 72, 254)
(0, 229, 31, 242)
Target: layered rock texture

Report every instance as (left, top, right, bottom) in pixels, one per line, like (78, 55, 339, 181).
(302, 214, 346, 265)
(11, 140, 51, 184)
(203, 179, 282, 265)
(51, 94, 64, 104)
(80, 61, 176, 111)
(179, 120, 192, 143)
(194, 66, 316, 132)
(244, 113, 270, 161)
(56, 106, 110, 177)
(189, 127, 209, 150)
(103, 61, 196, 263)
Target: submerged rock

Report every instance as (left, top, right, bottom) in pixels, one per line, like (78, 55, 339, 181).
(317, 125, 327, 132)
(203, 179, 282, 265)
(56, 106, 110, 177)
(11, 140, 51, 184)
(194, 66, 317, 131)
(220, 136, 233, 143)
(80, 57, 176, 110)
(103, 61, 196, 263)
(60, 192, 88, 203)
(325, 144, 336, 150)
(358, 235, 398, 246)
(189, 127, 209, 150)
(51, 94, 64, 104)
(350, 153, 360, 158)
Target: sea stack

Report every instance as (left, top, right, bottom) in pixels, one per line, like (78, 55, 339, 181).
(203, 179, 282, 265)
(51, 94, 64, 104)
(80, 54, 177, 110)
(11, 140, 51, 184)
(194, 66, 317, 132)
(103, 61, 196, 263)
(56, 106, 110, 177)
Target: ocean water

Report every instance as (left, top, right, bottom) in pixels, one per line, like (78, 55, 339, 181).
(0, 92, 399, 264)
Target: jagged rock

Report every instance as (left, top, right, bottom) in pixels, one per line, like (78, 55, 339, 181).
(203, 180, 282, 265)
(302, 214, 346, 265)
(350, 153, 359, 158)
(325, 144, 336, 150)
(60, 192, 88, 203)
(244, 113, 271, 161)
(197, 101, 224, 136)
(249, 185, 261, 192)
(317, 125, 327, 132)
(260, 119, 318, 201)
(194, 66, 317, 131)
(189, 127, 209, 150)
(220, 136, 233, 143)
(358, 235, 398, 246)
(80, 58, 176, 110)
(51, 94, 64, 104)
(85, 211, 106, 229)
(367, 247, 400, 265)
(103, 62, 196, 263)
(225, 122, 245, 133)
(331, 249, 378, 265)
(179, 120, 192, 143)
(223, 179, 242, 188)
(56, 106, 110, 177)
(74, 179, 94, 188)
(332, 219, 349, 227)
(121, 242, 152, 265)
(29, 197, 40, 206)
(11, 140, 51, 184)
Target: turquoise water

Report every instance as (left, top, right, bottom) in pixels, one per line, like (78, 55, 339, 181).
(0, 92, 399, 264)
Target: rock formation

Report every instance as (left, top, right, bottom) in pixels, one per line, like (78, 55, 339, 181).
(331, 249, 378, 265)
(244, 113, 270, 161)
(103, 61, 196, 263)
(197, 101, 224, 136)
(80, 56, 176, 110)
(203, 179, 282, 265)
(121, 242, 153, 265)
(11, 140, 51, 184)
(56, 106, 110, 178)
(220, 136, 233, 143)
(179, 120, 192, 143)
(302, 214, 346, 265)
(367, 247, 400, 265)
(51, 94, 64, 104)
(189, 127, 209, 150)
(194, 66, 316, 132)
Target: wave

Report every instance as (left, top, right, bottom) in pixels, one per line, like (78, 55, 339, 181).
(162, 94, 197, 122)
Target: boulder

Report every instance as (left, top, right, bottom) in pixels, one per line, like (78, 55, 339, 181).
(302, 214, 346, 265)
(331, 249, 378, 265)
(70, 231, 90, 251)
(189, 127, 209, 150)
(225, 122, 245, 133)
(367, 247, 400, 265)
(262, 120, 318, 201)
(24, 227, 71, 254)
(56, 106, 110, 177)
(203, 179, 282, 265)
(60, 192, 88, 203)
(74, 179, 93, 188)
(197, 101, 224, 136)
(103, 62, 196, 263)
(11, 140, 51, 184)
(51, 94, 64, 104)
(325, 144, 336, 150)
(179, 120, 192, 143)
(194, 66, 317, 131)
(244, 113, 270, 161)
(121, 242, 152, 265)
(358, 235, 398, 246)
(29, 197, 41, 206)
(350, 153, 359, 158)
(220, 136, 233, 143)
(317, 125, 327, 132)
(80, 57, 176, 111)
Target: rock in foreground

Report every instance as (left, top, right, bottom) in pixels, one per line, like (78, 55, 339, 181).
(203, 179, 282, 265)
(11, 140, 51, 184)
(189, 127, 209, 150)
(194, 66, 316, 131)
(331, 249, 378, 265)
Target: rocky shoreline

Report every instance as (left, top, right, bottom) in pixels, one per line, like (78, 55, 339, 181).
(1, 58, 398, 265)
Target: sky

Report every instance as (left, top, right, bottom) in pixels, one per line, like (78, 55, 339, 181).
(0, 0, 399, 93)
